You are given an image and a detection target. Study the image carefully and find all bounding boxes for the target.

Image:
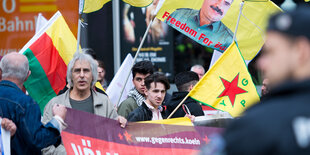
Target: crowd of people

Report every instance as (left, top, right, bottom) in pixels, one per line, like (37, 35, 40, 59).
(0, 50, 206, 154)
(0, 4, 310, 155)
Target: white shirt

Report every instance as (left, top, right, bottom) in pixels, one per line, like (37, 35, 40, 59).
(145, 102, 163, 121)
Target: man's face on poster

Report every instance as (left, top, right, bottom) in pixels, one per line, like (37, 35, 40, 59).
(201, 0, 233, 23)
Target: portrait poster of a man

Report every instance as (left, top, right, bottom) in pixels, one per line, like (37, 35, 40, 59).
(156, 0, 281, 61)
(161, 0, 234, 52)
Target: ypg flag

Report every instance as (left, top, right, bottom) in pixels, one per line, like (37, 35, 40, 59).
(62, 108, 223, 155)
(155, 0, 281, 61)
(80, 0, 153, 13)
(19, 11, 76, 112)
(188, 42, 260, 117)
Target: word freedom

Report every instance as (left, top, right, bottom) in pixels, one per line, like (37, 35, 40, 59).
(162, 11, 227, 51)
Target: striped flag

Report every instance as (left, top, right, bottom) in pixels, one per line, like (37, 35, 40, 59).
(19, 11, 76, 112)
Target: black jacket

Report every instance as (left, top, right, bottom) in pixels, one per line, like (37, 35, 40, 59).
(127, 102, 167, 122)
(166, 92, 204, 118)
(223, 79, 310, 155)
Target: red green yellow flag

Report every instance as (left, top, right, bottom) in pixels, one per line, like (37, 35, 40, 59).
(81, 0, 153, 13)
(19, 11, 76, 112)
(188, 42, 260, 117)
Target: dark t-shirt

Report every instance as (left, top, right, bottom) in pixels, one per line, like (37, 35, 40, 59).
(70, 95, 94, 114)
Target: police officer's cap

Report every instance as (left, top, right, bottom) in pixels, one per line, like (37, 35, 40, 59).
(268, 5, 310, 40)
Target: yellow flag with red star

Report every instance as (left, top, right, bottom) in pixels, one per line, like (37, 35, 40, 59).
(188, 42, 260, 117)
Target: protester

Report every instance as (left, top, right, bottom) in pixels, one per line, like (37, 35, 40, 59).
(200, 6, 310, 155)
(191, 64, 205, 79)
(127, 73, 170, 122)
(165, 0, 234, 51)
(58, 49, 107, 96)
(42, 53, 127, 154)
(0, 52, 67, 154)
(166, 71, 204, 118)
(97, 60, 108, 90)
(117, 60, 154, 118)
(261, 78, 269, 96)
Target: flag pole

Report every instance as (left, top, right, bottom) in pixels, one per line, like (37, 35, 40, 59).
(233, 0, 245, 41)
(116, 18, 155, 107)
(76, 0, 84, 53)
(167, 94, 190, 119)
(113, 0, 121, 74)
(76, 18, 81, 53)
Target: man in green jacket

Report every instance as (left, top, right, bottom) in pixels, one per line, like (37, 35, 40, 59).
(117, 60, 154, 119)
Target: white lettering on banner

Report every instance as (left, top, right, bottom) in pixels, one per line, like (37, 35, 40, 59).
(71, 139, 119, 155)
(135, 136, 201, 145)
(2, 0, 16, 13)
(0, 16, 36, 32)
(293, 117, 310, 148)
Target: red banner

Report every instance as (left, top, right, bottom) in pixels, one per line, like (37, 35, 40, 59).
(62, 108, 224, 155)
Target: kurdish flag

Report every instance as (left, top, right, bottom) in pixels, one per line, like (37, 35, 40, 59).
(80, 0, 153, 13)
(19, 11, 76, 112)
(188, 42, 260, 117)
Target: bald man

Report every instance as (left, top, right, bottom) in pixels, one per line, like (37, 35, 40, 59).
(191, 65, 205, 79)
(0, 52, 67, 154)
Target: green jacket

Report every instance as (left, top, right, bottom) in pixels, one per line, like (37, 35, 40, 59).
(117, 97, 139, 119)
